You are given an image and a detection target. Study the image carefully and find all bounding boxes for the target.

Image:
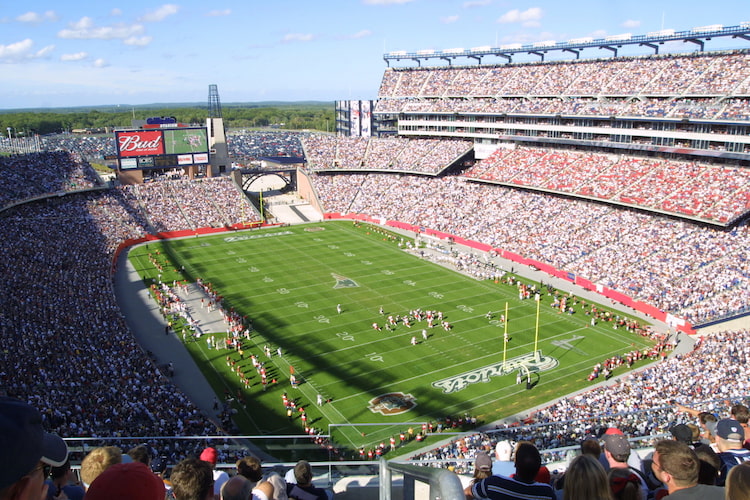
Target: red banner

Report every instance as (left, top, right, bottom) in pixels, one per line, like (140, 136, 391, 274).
(117, 130, 164, 157)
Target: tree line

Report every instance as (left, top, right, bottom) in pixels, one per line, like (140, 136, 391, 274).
(0, 103, 335, 136)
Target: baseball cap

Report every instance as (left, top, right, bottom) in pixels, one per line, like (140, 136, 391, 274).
(602, 434, 631, 457)
(150, 456, 167, 474)
(85, 462, 166, 500)
(669, 424, 693, 443)
(716, 418, 743, 441)
(0, 397, 68, 490)
(199, 447, 218, 465)
(475, 451, 492, 471)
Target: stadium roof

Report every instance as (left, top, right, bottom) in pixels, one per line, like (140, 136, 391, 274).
(384, 23, 750, 65)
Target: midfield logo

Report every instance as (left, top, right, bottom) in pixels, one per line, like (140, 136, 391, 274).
(332, 273, 359, 289)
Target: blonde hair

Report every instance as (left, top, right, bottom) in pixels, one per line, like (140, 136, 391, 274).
(80, 446, 123, 487)
(563, 454, 613, 500)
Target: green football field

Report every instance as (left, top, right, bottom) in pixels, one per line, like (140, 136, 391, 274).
(128, 221, 656, 454)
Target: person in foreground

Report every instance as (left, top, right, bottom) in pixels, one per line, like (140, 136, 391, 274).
(650, 440, 724, 500)
(470, 442, 554, 500)
(0, 397, 69, 500)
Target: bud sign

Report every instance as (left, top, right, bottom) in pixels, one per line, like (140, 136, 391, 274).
(116, 130, 165, 157)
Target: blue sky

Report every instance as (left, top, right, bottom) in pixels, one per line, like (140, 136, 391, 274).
(1, 0, 749, 109)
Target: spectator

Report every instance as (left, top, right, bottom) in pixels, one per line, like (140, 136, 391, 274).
(285, 460, 328, 500)
(470, 442, 554, 500)
(200, 447, 230, 499)
(463, 451, 493, 499)
(725, 462, 750, 500)
(236, 456, 263, 486)
(715, 419, 750, 486)
(45, 459, 84, 500)
(221, 475, 252, 500)
(562, 454, 612, 500)
(84, 461, 165, 500)
(601, 433, 650, 500)
(728, 404, 750, 449)
(650, 440, 723, 499)
(150, 455, 173, 496)
(492, 440, 515, 477)
(171, 457, 215, 500)
(0, 397, 68, 500)
(608, 467, 642, 500)
(80, 446, 123, 490)
(127, 445, 151, 466)
(693, 444, 721, 485)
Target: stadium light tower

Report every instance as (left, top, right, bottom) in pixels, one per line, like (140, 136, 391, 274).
(206, 84, 228, 176)
(208, 84, 223, 119)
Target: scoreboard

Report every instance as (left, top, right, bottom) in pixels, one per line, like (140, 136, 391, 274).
(115, 127, 209, 170)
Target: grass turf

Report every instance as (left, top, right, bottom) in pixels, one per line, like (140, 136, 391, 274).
(128, 220, 656, 455)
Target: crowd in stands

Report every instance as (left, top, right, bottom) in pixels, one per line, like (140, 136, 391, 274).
(301, 135, 472, 174)
(0, 152, 264, 467)
(311, 173, 750, 324)
(376, 94, 750, 121)
(376, 50, 750, 120)
(40, 134, 117, 160)
(227, 131, 308, 165)
(0, 151, 101, 207)
(463, 146, 750, 224)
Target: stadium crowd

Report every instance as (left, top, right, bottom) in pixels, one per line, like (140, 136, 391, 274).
(463, 146, 750, 224)
(227, 130, 309, 165)
(301, 135, 472, 174)
(376, 50, 750, 120)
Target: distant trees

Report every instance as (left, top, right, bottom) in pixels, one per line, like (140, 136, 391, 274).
(0, 103, 334, 136)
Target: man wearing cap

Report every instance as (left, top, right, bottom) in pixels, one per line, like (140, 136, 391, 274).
(0, 397, 69, 500)
(601, 433, 650, 500)
(715, 417, 750, 486)
(651, 439, 724, 499)
(200, 447, 230, 499)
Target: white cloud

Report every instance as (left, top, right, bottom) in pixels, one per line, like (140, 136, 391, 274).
(463, 0, 491, 7)
(111, 8, 123, 17)
(282, 33, 315, 43)
(622, 19, 641, 29)
(58, 18, 146, 40)
(35, 45, 55, 58)
(61, 52, 88, 62)
(497, 7, 543, 27)
(16, 11, 58, 23)
(363, 0, 414, 5)
(0, 39, 33, 60)
(140, 4, 180, 22)
(343, 30, 373, 39)
(93, 58, 108, 68)
(124, 36, 153, 46)
(206, 9, 232, 17)
(442, 15, 460, 24)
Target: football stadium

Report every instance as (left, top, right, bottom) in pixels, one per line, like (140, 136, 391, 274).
(1, 23, 750, 500)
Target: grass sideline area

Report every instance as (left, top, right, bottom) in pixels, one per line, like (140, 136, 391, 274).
(128, 220, 659, 457)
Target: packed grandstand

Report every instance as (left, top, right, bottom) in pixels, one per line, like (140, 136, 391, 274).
(1, 23, 749, 499)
